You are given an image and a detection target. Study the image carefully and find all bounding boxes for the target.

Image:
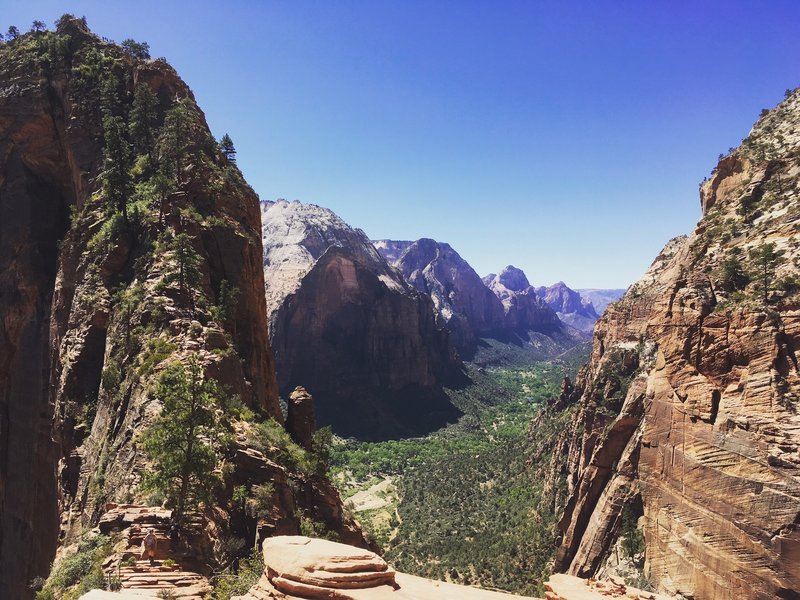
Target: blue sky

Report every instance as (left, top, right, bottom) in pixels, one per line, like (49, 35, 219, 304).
(6, 2, 800, 287)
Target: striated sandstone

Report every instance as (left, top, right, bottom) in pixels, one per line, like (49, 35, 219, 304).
(552, 89, 800, 599)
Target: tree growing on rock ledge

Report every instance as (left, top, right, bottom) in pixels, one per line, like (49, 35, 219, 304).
(141, 355, 229, 527)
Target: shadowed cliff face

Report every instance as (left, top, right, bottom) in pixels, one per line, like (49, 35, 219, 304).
(263, 201, 463, 440)
(551, 90, 800, 600)
(0, 22, 361, 597)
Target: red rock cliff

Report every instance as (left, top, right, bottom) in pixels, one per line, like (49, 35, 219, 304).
(551, 91, 800, 599)
(0, 20, 360, 598)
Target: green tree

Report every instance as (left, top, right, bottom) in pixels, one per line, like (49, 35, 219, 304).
(121, 38, 151, 60)
(158, 98, 194, 185)
(719, 249, 749, 292)
(163, 233, 203, 308)
(7, 25, 20, 39)
(141, 356, 228, 526)
(219, 134, 236, 164)
(749, 242, 784, 303)
(31, 20, 46, 32)
(129, 83, 159, 156)
(101, 114, 133, 223)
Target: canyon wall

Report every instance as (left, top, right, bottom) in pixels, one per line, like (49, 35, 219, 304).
(263, 201, 463, 440)
(0, 21, 359, 597)
(552, 91, 800, 599)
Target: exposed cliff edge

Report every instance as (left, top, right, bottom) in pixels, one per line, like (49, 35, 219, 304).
(551, 89, 800, 599)
(0, 20, 362, 598)
(262, 201, 463, 440)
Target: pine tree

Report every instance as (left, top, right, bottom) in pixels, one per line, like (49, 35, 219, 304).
(219, 133, 236, 165)
(101, 114, 133, 223)
(129, 83, 159, 156)
(31, 20, 46, 32)
(749, 242, 784, 303)
(163, 232, 203, 309)
(158, 99, 194, 184)
(141, 356, 228, 526)
(7, 26, 19, 40)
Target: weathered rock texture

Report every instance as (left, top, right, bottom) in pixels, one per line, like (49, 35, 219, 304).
(234, 535, 543, 600)
(552, 89, 800, 599)
(0, 21, 360, 598)
(376, 238, 506, 356)
(484, 266, 563, 333)
(262, 201, 463, 440)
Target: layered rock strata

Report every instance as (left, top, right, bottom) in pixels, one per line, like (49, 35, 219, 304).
(262, 200, 463, 440)
(552, 89, 800, 599)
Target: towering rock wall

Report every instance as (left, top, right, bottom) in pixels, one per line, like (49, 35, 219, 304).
(0, 21, 359, 597)
(263, 201, 463, 440)
(552, 90, 800, 599)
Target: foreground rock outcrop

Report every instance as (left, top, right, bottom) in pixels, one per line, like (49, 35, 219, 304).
(263, 201, 463, 439)
(552, 88, 800, 599)
(231, 536, 677, 600)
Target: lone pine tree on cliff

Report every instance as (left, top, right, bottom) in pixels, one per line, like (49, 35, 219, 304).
(141, 356, 228, 527)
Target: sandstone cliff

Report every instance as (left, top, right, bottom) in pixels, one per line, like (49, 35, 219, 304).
(484, 266, 563, 334)
(376, 238, 507, 356)
(0, 20, 361, 598)
(551, 89, 800, 599)
(262, 201, 463, 440)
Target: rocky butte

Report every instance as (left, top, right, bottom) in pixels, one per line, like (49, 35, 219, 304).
(0, 19, 363, 599)
(551, 88, 800, 599)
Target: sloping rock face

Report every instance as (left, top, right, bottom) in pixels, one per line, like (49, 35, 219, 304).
(536, 283, 597, 318)
(536, 282, 599, 336)
(378, 238, 506, 356)
(552, 90, 800, 599)
(0, 22, 359, 598)
(263, 201, 462, 440)
(484, 266, 563, 333)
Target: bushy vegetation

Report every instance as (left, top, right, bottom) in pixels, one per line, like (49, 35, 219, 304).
(35, 532, 112, 600)
(211, 548, 264, 600)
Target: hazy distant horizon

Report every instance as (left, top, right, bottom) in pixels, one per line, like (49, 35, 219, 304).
(6, 1, 800, 287)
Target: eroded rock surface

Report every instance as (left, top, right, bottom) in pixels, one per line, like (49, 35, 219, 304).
(552, 89, 800, 599)
(378, 237, 506, 356)
(262, 201, 463, 440)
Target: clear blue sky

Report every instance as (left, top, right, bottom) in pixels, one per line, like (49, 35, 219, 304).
(6, 2, 800, 287)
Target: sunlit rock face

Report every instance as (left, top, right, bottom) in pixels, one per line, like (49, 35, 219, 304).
(376, 237, 507, 357)
(262, 201, 463, 440)
(551, 90, 800, 599)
